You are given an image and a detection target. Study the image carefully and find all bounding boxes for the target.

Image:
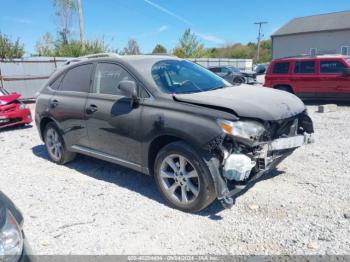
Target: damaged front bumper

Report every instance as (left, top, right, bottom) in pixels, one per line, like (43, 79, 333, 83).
(215, 133, 314, 208)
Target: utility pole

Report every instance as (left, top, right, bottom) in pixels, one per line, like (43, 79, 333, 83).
(77, 0, 85, 49)
(254, 21, 267, 63)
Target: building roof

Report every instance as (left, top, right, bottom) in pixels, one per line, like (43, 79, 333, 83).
(272, 10, 350, 37)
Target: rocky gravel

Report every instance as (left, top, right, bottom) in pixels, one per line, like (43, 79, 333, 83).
(0, 104, 349, 255)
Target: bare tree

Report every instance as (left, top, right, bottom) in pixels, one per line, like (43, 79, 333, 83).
(53, 0, 76, 45)
(122, 39, 141, 55)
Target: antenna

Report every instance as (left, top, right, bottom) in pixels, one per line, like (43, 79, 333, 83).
(254, 21, 268, 63)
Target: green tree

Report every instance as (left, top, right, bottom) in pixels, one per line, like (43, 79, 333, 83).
(0, 32, 25, 59)
(152, 44, 167, 54)
(173, 28, 205, 58)
(35, 35, 110, 57)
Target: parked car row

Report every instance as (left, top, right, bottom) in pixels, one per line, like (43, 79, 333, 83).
(208, 66, 257, 85)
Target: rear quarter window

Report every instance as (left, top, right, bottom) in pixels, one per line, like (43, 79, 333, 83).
(59, 64, 93, 92)
(272, 62, 290, 74)
(320, 61, 346, 74)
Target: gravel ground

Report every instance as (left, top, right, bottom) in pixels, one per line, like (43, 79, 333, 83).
(0, 104, 349, 255)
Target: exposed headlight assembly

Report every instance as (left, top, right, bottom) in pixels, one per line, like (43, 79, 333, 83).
(0, 209, 24, 262)
(19, 103, 26, 110)
(218, 119, 265, 141)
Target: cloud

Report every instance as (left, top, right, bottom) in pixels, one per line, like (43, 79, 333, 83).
(195, 32, 225, 44)
(143, 0, 193, 26)
(157, 25, 169, 33)
(143, 0, 226, 45)
(2, 16, 33, 24)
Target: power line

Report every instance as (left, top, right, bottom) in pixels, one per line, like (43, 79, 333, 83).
(254, 21, 267, 62)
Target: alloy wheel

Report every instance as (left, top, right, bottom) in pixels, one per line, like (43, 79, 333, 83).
(159, 154, 200, 204)
(45, 127, 63, 162)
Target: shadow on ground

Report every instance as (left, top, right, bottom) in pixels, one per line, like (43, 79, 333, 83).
(0, 124, 32, 133)
(32, 144, 284, 220)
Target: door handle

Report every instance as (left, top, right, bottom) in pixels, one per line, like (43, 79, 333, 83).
(50, 99, 59, 108)
(86, 104, 98, 114)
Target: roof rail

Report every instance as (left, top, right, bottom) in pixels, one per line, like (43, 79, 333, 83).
(278, 53, 348, 59)
(62, 53, 120, 66)
(81, 53, 120, 59)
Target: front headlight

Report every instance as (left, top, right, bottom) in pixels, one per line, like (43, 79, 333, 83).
(19, 103, 26, 110)
(218, 119, 265, 141)
(0, 209, 24, 262)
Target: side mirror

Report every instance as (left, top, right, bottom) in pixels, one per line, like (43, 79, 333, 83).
(118, 81, 138, 99)
(342, 68, 350, 76)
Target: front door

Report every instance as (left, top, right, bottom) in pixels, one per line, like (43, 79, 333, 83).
(319, 60, 350, 99)
(85, 62, 143, 167)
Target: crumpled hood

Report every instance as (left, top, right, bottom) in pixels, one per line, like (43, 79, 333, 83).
(0, 93, 21, 106)
(174, 85, 306, 121)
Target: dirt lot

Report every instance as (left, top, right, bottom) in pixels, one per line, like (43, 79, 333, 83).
(0, 104, 349, 255)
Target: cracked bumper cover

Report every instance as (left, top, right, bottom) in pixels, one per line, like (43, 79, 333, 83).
(218, 133, 314, 200)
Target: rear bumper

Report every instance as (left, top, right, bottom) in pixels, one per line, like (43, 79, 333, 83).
(0, 108, 32, 129)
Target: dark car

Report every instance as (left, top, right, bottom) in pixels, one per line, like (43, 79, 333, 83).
(0, 191, 32, 261)
(208, 66, 256, 85)
(35, 55, 314, 212)
(254, 63, 269, 75)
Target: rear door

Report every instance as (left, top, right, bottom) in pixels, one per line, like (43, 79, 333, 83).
(319, 59, 350, 99)
(292, 60, 317, 98)
(85, 62, 143, 167)
(49, 63, 93, 148)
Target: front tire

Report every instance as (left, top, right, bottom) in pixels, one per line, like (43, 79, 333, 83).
(154, 141, 216, 212)
(44, 122, 76, 164)
(232, 76, 245, 85)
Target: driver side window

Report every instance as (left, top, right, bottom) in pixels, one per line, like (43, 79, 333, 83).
(93, 63, 134, 95)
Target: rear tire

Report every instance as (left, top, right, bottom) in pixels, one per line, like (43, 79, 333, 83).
(44, 122, 76, 165)
(154, 141, 216, 212)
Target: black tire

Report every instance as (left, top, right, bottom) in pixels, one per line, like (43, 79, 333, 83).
(232, 76, 245, 85)
(44, 122, 76, 164)
(275, 85, 293, 93)
(154, 141, 216, 212)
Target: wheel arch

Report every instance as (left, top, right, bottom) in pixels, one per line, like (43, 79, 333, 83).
(147, 134, 202, 176)
(273, 84, 295, 94)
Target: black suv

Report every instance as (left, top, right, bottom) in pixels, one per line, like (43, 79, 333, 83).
(35, 55, 314, 212)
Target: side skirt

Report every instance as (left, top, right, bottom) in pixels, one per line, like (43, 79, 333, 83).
(70, 145, 149, 175)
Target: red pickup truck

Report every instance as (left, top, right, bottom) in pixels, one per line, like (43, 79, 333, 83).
(264, 55, 350, 100)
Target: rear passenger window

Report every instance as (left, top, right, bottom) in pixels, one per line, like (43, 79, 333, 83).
(60, 64, 93, 92)
(273, 62, 290, 74)
(49, 74, 64, 90)
(294, 61, 316, 74)
(93, 63, 135, 95)
(320, 61, 346, 74)
(209, 67, 220, 73)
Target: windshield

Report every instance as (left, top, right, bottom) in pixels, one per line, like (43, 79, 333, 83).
(151, 60, 230, 94)
(227, 66, 240, 73)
